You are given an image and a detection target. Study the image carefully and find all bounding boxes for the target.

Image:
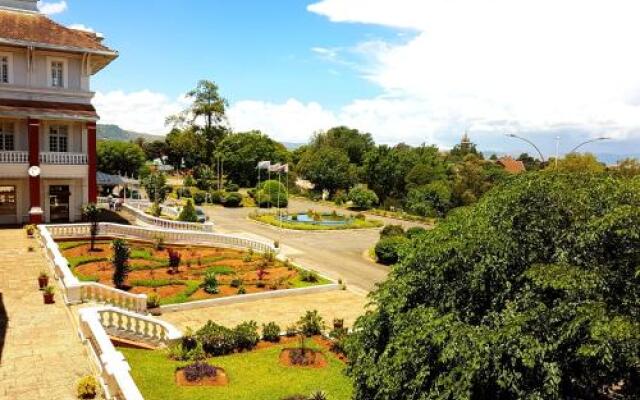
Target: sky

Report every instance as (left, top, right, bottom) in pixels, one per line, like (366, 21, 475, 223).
(37, 0, 640, 158)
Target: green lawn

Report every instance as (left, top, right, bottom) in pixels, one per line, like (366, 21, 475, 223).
(120, 341, 353, 400)
(251, 213, 383, 231)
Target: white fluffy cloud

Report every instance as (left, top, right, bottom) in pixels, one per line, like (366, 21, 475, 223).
(304, 0, 640, 149)
(37, 0, 67, 15)
(93, 90, 186, 135)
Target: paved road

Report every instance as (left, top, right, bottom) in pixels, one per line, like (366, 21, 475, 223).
(202, 198, 430, 293)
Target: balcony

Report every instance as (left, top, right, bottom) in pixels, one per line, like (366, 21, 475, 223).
(40, 152, 88, 165)
(0, 151, 29, 164)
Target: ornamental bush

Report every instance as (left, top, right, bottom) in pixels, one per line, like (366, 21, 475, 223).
(201, 270, 219, 294)
(374, 235, 409, 265)
(347, 173, 640, 399)
(262, 321, 281, 342)
(111, 238, 130, 289)
(348, 186, 379, 210)
(257, 180, 288, 208)
(222, 192, 243, 207)
(196, 321, 235, 356)
(183, 361, 216, 382)
(298, 310, 325, 337)
(233, 320, 260, 351)
(380, 224, 405, 238)
(178, 199, 198, 222)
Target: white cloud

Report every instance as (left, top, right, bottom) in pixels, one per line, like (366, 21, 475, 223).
(227, 99, 337, 143)
(93, 90, 187, 135)
(303, 0, 640, 150)
(37, 0, 67, 15)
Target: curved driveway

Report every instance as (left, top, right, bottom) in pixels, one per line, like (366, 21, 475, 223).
(202, 198, 430, 293)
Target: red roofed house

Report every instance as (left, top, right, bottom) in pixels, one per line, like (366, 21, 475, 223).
(497, 156, 526, 174)
(0, 0, 117, 224)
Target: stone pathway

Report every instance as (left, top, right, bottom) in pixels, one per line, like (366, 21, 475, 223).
(0, 229, 93, 400)
(160, 289, 369, 331)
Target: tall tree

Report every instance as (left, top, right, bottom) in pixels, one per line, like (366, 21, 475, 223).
(549, 153, 605, 173)
(310, 126, 375, 165)
(297, 147, 354, 195)
(97, 140, 146, 176)
(346, 173, 640, 399)
(167, 80, 228, 161)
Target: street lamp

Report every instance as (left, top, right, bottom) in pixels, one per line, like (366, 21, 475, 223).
(504, 133, 546, 163)
(568, 137, 610, 154)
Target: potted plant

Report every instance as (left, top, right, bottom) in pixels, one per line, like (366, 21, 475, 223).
(147, 293, 161, 316)
(43, 285, 55, 304)
(38, 271, 49, 290)
(333, 318, 344, 330)
(25, 224, 35, 237)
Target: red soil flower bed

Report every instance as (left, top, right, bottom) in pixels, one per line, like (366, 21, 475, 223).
(175, 367, 229, 387)
(59, 241, 314, 305)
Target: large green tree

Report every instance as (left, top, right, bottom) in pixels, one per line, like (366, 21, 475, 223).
(167, 80, 228, 161)
(217, 131, 290, 187)
(346, 173, 640, 399)
(97, 140, 145, 176)
(550, 153, 606, 173)
(310, 126, 375, 165)
(165, 128, 205, 170)
(297, 146, 355, 195)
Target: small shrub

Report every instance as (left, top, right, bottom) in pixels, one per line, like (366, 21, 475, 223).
(222, 192, 243, 207)
(176, 187, 192, 198)
(209, 190, 224, 204)
(150, 201, 162, 217)
(196, 321, 235, 356)
(76, 375, 99, 399)
(146, 293, 160, 309)
(234, 320, 260, 351)
(380, 224, 405, 238)
(237, 285, 247, 294)
(286, 324, 298, 337)
(256, 280, 266, 288)
(375, 235, 410, 265)
(225, 182, 240, 192)
(348, 186, 379, 210)
(202, 270, 219, 294)
(242, 252, 252, 262)
(167, 342, 190, 361)
(193, 191, 206, 205)
(298, 310, 325, 337)
(309, 391, 329, 400)
(167, 248, 181, 274)
(262, 321, 281, 342)
(187, 341, 207, 361)
(181, 327, 198, 351)
(264, 251, 276, 262)
(230, 276, 243, 288)
(329, 327, 349, 355)
(300, 269, 320, 283)
(183, 361, 216, 382)
(179, 199, 198, 222)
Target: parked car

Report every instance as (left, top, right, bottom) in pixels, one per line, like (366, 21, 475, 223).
(195, 207, 208, 223)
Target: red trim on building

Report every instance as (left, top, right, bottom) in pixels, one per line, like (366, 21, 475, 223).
(27, 118, 42, 224)
(87, 121, 97, 203)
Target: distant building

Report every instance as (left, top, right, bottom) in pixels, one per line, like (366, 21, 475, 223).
(497, 156, 526, 174)
(0, 0, 117, 224)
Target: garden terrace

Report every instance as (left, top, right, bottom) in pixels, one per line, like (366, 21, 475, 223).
(59, 240, 331, 305)
(120, 336, 351, 400)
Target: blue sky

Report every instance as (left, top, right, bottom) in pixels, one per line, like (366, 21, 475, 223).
(38, 0, 640, 158)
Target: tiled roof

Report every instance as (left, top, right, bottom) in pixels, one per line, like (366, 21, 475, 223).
(0, 98, 98, 120)
(497, 156, 526, 173)
(0, 9, 116, 54)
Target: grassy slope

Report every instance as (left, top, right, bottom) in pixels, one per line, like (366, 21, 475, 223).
(120, 341, 352, 400)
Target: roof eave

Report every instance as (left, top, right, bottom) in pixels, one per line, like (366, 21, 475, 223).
(0, 37, 118, 59)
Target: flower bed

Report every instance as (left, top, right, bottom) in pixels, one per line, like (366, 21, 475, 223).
(58, 240, 330, 305)
(250, 211, 383, 231)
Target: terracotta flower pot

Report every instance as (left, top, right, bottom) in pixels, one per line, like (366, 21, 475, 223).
(38, 276, 49, 290)
(43, 293, 54, 304)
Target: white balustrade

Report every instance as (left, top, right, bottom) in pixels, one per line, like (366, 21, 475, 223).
(122, 203, 214, 232)
(81, 283, 147, 313)
(40, 151, 87, 165)
(96, 306, 181, 344)
(79, 307, 147, 400)
(0, 151, 28, 163)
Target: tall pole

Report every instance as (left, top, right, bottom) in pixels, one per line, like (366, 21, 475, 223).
(257, 166, 261, 215)
(568, 137, 610, 154)
(504, 133, 546, 163)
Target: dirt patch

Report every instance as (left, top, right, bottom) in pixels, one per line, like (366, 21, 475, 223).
(314, 335, 348, 363)
(175, 367, 229, 387)
(279, 348, 327, 368)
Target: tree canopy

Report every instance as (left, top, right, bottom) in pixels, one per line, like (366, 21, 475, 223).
(217, 131, 290, 187)
(97, 140, 145, 176)
(297, 146, 355, 194)
(346, 173, 640, 399)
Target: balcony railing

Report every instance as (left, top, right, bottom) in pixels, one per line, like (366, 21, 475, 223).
(0, 151, 29, 164)
(40, 152, 87, 165)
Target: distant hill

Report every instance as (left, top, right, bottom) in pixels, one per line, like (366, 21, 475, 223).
(97, 124, 164, 142)
(281, 142, 305, 150)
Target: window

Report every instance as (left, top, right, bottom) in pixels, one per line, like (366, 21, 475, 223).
(0, 186, 16, 217)
(0, 53, 11, 84)
(49, 125, 68, 152)
(51, 61, 64, 87)
(0, 122, 14, 151)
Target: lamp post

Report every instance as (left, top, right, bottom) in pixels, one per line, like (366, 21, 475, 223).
(504, 134, 546, 163)
(568, 137, 610, 154)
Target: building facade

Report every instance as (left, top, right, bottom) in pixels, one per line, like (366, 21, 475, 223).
(0, 0, 117, 224)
